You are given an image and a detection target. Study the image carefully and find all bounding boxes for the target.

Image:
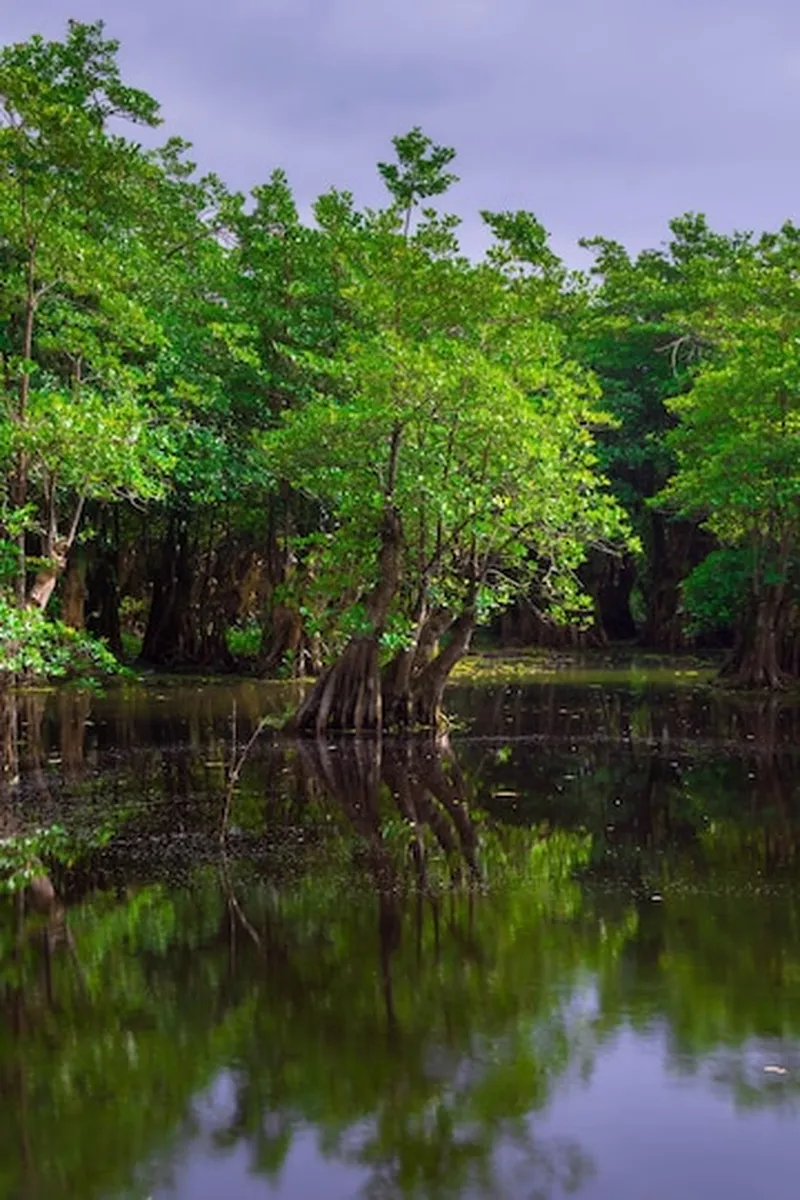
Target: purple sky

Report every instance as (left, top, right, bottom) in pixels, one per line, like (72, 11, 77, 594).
(5, 1, 800, 264)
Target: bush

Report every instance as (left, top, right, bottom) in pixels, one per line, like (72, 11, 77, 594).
(681, 549, 751, 636)
(0, 598, 127, 685)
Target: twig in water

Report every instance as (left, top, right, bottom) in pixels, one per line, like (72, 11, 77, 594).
(218, 706, 271, 952)
(219, 709, 270, 846)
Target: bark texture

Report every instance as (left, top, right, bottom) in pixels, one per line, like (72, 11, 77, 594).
(721, 584, 798, 689)
(285, 507, 402, 734)
(287, 636, 384, 734)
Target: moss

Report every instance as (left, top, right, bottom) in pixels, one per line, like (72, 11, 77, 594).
(449, 650, 717, 688)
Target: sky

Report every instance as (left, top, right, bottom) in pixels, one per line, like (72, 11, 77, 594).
(3, 0, 799, 266)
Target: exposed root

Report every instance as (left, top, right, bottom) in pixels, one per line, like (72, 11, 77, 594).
(286, 637, 383, 734)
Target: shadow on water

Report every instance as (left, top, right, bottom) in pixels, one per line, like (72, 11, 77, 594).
(0, 672, 800, 1197)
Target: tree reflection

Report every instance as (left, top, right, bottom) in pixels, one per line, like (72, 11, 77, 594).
(0, 680, 800, 1196)
(0, 739, 620, 1200)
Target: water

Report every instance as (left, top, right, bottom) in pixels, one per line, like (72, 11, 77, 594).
(1, 663, 800, 1199)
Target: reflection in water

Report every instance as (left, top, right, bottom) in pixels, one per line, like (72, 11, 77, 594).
(2, 765, 609, 1198)
(0, 675, 799, 1198)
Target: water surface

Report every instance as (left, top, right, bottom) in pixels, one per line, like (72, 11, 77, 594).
(1, 662, 799, 1199)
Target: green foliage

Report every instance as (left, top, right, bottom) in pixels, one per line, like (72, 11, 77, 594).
(0, 19, 235, 617)
(643, 223, 800, 540)
(264, 135, 633, 657)
(0, 18, 796, 677)
(681, 548, 752, 634)
(650, 223, 800, 669)
(0, 820, 118, 894)
(575, 217, 800, 668)
(14, 385, 175, 501)
(377, 125, 459, 220)
(0, 596, 125, 682)
(0, 824, 69, 894)
(226, 619, 262, 660)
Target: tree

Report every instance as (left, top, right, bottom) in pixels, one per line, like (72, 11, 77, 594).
(573, 218, 734, 648)
(265, 131, 631, 733)
(656, 222, 800, 685)
(0, 21, 214, 617)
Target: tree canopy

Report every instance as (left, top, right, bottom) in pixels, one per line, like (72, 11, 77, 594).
(1, 19, 797, 696)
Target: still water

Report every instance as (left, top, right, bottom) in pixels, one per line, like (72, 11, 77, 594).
(1, 662, 800, 1199)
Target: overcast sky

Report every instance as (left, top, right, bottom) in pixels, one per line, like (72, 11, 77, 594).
(4, 0, 799, 265)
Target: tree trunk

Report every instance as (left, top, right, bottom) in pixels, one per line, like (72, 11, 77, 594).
(141, 513, 251, 669)
(412, 606, 452, 669)
(782, 600, 800, 678)
(0, 689, 19, 789)
(11, 270, 37, 608)
(381, 647, 415, 729)
(284, 507, 402, 734)
(721, 584, 796, 688)
(408, 608, 476, 728)
(590, 550, 637, 641)
(26, 494, 86, 614)
(61, 554, 86, 629)
(286, 636, 383, 733)
(381, 607, 452, 730)
(85, 551, 123, 657)
(11, 464, 28, 609)
(498, 602, 601, 649)
(26, 541, 68, 611)
(641, 514, 713, 650)
(140, 515, 192, 664)
(259, 604, 303, 676)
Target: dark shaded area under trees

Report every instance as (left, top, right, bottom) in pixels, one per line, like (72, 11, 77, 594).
(1, 20, 798, 718)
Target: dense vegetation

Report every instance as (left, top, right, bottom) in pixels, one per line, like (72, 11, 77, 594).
(1, 20, 798, 712)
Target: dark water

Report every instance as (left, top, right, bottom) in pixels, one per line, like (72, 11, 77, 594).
(2, 663, 800, 1199)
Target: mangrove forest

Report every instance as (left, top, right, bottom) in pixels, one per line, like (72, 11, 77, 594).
(1, 19, 798, 717)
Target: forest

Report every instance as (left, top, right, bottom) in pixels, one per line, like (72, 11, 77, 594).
(1, 19, 798, 726)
